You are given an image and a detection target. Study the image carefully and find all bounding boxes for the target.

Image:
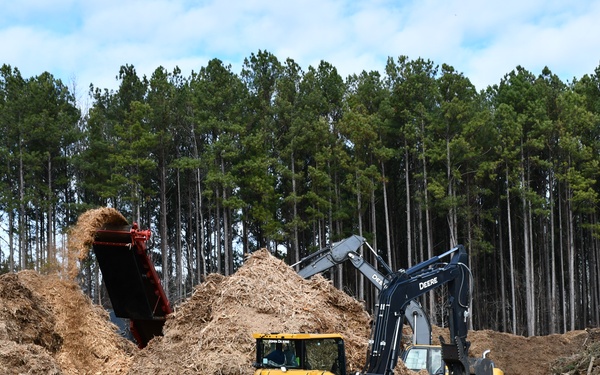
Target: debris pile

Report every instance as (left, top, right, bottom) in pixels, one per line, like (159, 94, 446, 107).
(549, 328, 600, 375)
(127, 248, 374, 374)
(0, 271, 135, 375)
(466, 329, 591, 374)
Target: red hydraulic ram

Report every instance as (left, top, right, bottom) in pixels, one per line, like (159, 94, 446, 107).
(92, 223, 172, 348)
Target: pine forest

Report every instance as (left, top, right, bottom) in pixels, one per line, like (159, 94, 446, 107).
(1, 51, 600, 338)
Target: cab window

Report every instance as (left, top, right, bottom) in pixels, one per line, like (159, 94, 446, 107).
(405, 347, 428, 370)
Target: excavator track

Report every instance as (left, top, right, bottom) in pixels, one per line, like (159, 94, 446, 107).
(92, 223, 172, 348)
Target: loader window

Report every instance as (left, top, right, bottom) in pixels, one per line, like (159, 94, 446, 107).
(430, 347, 443, 374)
(305, 338, 343, 375)
(283, 344, 297, 365)
(255, 337, 345, 374)
(257, 339, 295, 368)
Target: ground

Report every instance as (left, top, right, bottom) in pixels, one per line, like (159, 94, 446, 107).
(0, 207, 597, 374)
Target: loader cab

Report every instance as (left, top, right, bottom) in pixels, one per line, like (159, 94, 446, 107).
(253, 333, 346, 375)
(402, 345, 444, 375)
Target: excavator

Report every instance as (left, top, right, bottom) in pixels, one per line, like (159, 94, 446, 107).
(362, 243, 501, 374)
(294, 236, 438, 373)
(253, 237, 503, 375)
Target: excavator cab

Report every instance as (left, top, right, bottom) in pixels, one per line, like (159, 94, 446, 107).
(402, 344, 505, 375)
(253, 333, 346, 375)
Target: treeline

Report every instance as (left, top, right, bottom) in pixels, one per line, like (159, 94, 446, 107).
(1, 51, 600, 338)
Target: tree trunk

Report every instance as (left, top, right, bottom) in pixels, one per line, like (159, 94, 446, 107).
(381, 162, 393, 270)
(522, 153, 535, 336)
(215, 187, 222, 274)
(176, 167, 183, 301)
(370, 183, 378, 303)
(404, 141, 412, 266)
(421, 127, 434, 319)
(498, 202, 507, 331)
(221, 157, 231, 276)
(447, 137, 457, 247)
(592, 229, 600, 326)
(186, 186, 195, 287)
(19, 143, 26, 270)
(567, 186, 576, 331)
(9, 209, 14, 272)
(506, 167, 517, 334)
(292, 152, 299, 268)
(335, 171, 343, 289)
(47, 153, 54, 266)
(160, 161, 169, 299)
(549, 169, 557, 334)
(95, 262, 101, 305)
(328, 161, 335, 287)
(559, 183, 567, 332)
(357, 174, 364, 302)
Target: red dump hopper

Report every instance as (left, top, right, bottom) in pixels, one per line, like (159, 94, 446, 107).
(92, 223, 172, 348)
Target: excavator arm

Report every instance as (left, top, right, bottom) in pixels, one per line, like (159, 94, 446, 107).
(363, 245, 473, 375)
(296, 235, 389, 288)
(295, 236, 431, 346)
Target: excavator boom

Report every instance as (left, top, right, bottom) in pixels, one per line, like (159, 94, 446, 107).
(295, 236, 431, 346)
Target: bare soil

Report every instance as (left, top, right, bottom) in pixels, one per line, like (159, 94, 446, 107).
(0, 207, 596, 374)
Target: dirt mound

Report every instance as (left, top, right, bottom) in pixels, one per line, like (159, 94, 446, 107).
(429, 325, 593, 374)
(127, 248, 374, 375)
(0, 271, 135, 375)
(549, 328, 600, 375)
(466, 329, 588, 374)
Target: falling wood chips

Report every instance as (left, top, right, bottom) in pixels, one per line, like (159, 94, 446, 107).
(68, 207, 128, 260)
(65, 207, 128, 279)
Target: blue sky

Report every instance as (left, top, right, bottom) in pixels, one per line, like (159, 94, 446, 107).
(2, 0, 599, 98)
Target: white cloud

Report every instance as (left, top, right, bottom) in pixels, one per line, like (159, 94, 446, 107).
(461, 0, 600, 87)
(1, 0, 599, 93)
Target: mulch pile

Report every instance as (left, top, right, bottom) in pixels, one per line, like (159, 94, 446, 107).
(467, 328, 594, 374)
(549, 329, 600, 375)
(0, 207, 597, 374)
(0, 270, 135, 375)
(127, 248, 375, 374)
